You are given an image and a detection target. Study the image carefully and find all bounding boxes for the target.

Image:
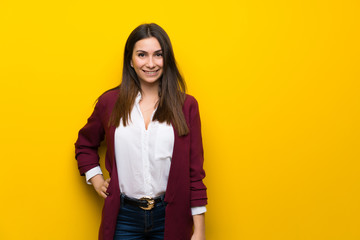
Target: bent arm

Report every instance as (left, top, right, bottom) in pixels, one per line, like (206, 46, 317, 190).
(75, 98, 105, 175)
(189, 97, 208, 207)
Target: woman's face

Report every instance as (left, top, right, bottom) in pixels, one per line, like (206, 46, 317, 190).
(131, 37, 164, 86)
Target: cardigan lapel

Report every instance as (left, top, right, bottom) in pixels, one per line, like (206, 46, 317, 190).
(164, 125, 187, 203)
(105, 125, 117, 171)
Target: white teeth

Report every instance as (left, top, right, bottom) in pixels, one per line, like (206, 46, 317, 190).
(143, 70, 158, 75)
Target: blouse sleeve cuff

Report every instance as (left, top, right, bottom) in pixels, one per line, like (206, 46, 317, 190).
(191, 206, 207, 215)
(85, 166, 103, 185)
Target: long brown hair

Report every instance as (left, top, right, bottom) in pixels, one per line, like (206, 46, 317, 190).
(108, 23, 189, 136)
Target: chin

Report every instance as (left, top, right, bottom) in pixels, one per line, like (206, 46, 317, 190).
(140, 78, 161, 85)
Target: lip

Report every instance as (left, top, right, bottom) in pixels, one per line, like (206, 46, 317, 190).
(142, 69, 160, 76)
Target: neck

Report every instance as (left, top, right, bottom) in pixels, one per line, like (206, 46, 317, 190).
(140, 80, 159, 100)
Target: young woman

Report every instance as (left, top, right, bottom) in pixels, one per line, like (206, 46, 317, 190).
(75, 23, 207, 240)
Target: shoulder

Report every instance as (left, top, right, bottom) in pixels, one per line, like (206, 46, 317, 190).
(91, 87, 119, 118)
(184, 94, 199, 108)
(97, 87, 120, 106)
(183, 94, 201, 120)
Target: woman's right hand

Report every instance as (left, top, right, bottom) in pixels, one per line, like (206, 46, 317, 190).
(90, 174, 111, 198)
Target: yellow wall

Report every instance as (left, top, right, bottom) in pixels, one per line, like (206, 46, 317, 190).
(1, 0, 359, 239)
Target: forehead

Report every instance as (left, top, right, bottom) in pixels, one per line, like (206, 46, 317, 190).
(133, 37, 162, 51)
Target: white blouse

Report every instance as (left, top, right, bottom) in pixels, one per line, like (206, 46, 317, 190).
(85, 92, 206, 215)
(114, 92, 173, 199)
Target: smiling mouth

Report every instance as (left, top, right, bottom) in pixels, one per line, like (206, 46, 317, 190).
(142, 69, 160, 76)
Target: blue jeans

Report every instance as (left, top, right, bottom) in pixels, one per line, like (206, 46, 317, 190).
(114, 194, 167, 240)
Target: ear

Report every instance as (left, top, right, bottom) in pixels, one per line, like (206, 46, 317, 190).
(130, 61, 133, 68)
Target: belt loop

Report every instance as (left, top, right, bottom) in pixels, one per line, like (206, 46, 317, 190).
(120, 193, 125, 205)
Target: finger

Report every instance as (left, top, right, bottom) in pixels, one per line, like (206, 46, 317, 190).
(99, 191, 107, 199)
(96, 188, 107, 198)
(101, 186, 108, 193)
(102, 186, 109, 196)
(102, 187, 109, 196)
(104, 178, 110, 188)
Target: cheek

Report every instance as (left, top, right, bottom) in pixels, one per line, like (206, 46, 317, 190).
(156, 59, 164, 67)
(133, 59, 144, 68)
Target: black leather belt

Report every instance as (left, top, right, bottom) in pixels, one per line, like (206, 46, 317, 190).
(123, 195, 164, 210)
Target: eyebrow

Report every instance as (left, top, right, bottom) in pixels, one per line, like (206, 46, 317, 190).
(136, 49, 162, 53)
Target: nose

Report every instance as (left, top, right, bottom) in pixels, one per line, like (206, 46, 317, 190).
(146, 57, 155, 68)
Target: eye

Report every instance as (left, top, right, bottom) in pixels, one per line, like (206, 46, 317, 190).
(156, 53, 163, 57)
(138, 53, 145, 57)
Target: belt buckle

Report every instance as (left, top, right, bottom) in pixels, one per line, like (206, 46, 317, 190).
(139, 196, 155, 210)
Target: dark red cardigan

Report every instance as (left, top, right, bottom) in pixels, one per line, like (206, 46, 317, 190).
(75, 88, 207, 240)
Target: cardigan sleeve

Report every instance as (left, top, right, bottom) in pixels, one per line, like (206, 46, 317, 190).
(74, 98, 105, 176)
(188, 97, 208, 207)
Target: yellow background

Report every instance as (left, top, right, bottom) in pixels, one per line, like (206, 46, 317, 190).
(1, 0, 359, 239)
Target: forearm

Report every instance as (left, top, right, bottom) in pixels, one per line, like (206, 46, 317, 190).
(192, 213, 205, 240)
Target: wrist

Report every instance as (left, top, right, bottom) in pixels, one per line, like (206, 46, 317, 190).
(90, 174, 104, 186)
